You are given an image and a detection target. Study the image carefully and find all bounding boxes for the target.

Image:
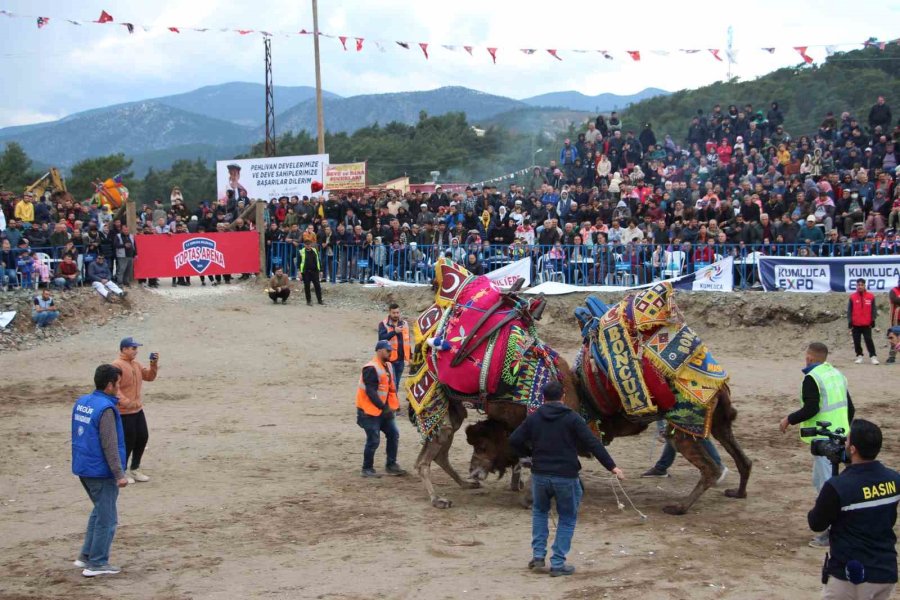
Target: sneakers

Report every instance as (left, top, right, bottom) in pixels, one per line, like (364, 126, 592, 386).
(871, 357, 879, 365)
(130, 469, 150, 482)
(126, 475, 135, 485)
(809, 535, 829, 548)
(528, 557, 546, 570)
(715, 466, 730, 486)
(82, 564, 121, 577)
(73, 557, 88, 568)
(360, 468, 382, 478)
(887, 357, 896, 364)
(641, 467, 670, 478)
(854, 356, 864, 364)
(550, 564, 576, 577)
(385, 463, 408, 476)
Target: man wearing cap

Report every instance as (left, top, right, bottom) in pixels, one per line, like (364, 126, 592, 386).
(112, 338, 159, 484)
(799, 214, 825, 244)
(888, 278, 900, 364)
(222, 164, 247, 201)
(378, 303, 409, 385)
(356, 340, 406, 478)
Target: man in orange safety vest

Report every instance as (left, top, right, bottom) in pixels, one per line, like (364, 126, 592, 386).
(356, 340, 407, 478)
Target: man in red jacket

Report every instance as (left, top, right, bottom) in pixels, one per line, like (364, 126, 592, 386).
(848, 279, 878, 365)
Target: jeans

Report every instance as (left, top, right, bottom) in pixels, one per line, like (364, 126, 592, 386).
(813, 454, 834, 494)
(531, 473, 583, 569)
(655, 438, 723, 471)
(32, 310, 59, 327)
(356, 410, 400, 470)
(78, 477, 119, 567)
(2, 268, 17, 288)
(390, 361, 405, 387)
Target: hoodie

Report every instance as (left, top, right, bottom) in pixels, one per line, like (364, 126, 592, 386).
(508, 402, 616, 478)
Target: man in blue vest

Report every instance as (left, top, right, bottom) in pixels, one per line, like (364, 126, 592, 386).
(71, 364, 128, 577)
(780, 341, 855, 548)
(809, 419, 900, 599)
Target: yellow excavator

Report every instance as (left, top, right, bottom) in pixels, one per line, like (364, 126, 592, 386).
(25, 167, 67, 198)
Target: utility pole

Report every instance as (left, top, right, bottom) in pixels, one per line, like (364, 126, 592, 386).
(264, 36, 276, 157)
(312, 0, 325, 154)
(726, 25, 734, 80)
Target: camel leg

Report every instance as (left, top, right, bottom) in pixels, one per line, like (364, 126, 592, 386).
(415, 430, 454, 509)
(509, 462, 523, 492)
(711, 401, 752, 500)
(662, 435, 720, 515)
(433, 433, 480, 490)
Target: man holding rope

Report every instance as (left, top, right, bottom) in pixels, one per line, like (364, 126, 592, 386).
(509, 381, 625, 577)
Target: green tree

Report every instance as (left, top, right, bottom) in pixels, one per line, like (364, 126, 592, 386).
(68, 154, 135, 201)
(137, 159, 215, 209)
(0, 142, 36, 192)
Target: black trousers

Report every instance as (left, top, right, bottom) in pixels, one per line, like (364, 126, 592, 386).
(121, 410, 149, 470)
(302, 271, 322, 303)
(269, 288, 290, 302)
(851, 325, 876, 357)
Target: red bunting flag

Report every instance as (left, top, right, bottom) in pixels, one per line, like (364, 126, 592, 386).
(878, 41, 886, 51)
(36, 16, 49, 29)
(793, 46, 813, 63)
(355, 37, 364, 51)
(547, 49, 562, 61)
(627, 50, 641, 61)
(96, 10, 113, 23)
(708, 49, 723, 61)
(237, 29, 253, 35)
(338, 35, 348, 50)
(487, 47, 497, 63)
(464, 45, 473, 55)
(168, 27, 180, 33)
(419, 42, 429, 59)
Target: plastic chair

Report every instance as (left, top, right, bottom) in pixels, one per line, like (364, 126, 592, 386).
(661, 250, 686, 279)
(614, 260, 635, 286)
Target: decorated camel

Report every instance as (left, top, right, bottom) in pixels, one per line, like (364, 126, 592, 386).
(465, 282, 753, 514)
(405, 258, 574, 508)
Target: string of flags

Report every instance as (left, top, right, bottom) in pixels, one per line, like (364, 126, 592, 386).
(2, 9, 898, 65)
(473, 166, 538, 188)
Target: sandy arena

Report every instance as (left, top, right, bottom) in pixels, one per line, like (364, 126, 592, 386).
(0, 283, 896, 600)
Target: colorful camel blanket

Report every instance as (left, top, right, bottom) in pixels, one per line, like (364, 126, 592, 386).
(576, 282, 728, 437)
(407, 259, 559, 440)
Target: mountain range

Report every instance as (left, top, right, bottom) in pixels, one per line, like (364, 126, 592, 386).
(0, 83, 668, 174)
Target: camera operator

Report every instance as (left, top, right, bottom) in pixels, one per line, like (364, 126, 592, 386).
(780, 342, 855, 547)
(808, 419, 900, 600)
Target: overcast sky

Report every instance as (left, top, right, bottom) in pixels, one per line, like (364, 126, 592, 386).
(0, 0, 895, 128)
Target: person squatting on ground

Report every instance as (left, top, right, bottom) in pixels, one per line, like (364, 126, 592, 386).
(267, 266, 291, 304)
(71, 364, 128, 577)
(508, 381, 625, 577)
(299, 238, 323, 306)
(780, 341, 854, 548)
(377, 303, 409, 385)
(889, 278, 900, 364)
(32, 288, 59, 328)
(641, 418, 729, 484)
(356, 340, 407, 478)
(808, 419, 900, 600)
(112, 337, 158, 485)
(848, 279, 879, 365)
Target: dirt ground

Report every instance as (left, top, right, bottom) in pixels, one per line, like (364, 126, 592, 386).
(0, 283, 897, 600)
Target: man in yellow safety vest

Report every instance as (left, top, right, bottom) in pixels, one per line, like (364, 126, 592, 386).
(780, 341, 855, 548)
(356, 340, 407, 478)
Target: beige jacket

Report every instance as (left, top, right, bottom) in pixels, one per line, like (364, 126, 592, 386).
(112, 353, 158, 415)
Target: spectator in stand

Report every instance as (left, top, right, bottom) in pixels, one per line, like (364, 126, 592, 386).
(868, 96, 892, 133)
(1, 239, 19, 290)
(55, 254, 82, 289)
(16, 248, 34, 289)
(113, 225, 135, 288)
(87, 255, 126, 301)
(32, 288, 59, 328)
(14, 193, 34, 228)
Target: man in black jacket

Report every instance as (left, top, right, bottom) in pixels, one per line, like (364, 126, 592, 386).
(508, 381, 624, 577)
(808, 419, 899, 599)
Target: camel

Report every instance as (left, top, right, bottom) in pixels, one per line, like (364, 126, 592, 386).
(465, 382, 752, 514)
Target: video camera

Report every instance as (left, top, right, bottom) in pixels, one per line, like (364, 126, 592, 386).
(800, 420, 849, 474)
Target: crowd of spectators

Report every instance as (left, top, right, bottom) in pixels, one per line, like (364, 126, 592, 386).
(263, 95, 898, 286)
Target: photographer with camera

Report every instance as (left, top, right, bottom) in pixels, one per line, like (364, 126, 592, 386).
(808, 419, 900, 600)
(780, 342, 855, 548)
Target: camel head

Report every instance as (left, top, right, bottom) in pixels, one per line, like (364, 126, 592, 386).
(465, 418, 518, 482)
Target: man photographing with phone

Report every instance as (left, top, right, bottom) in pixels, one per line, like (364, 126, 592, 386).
(378, 303, 410, 386)
(112, 338, 159, 484)
(808, 419, 900, 600)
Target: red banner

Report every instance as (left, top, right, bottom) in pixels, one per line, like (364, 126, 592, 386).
(134, 232, 259, 279)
